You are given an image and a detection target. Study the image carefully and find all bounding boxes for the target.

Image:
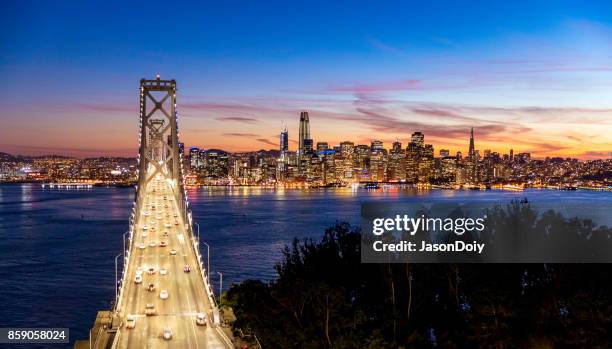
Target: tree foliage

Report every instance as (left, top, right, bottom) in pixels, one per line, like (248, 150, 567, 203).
(226, 205, 612, 349)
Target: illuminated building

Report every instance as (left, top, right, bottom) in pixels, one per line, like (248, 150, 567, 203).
(387, 140, 405, 181)
(298, 111, 310, 155)
(189, 147, 201, 169)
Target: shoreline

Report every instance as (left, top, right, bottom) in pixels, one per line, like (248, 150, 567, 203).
(0, 181, 610, 192)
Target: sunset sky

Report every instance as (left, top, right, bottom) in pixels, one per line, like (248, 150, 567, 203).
(1, 1, 612, 159)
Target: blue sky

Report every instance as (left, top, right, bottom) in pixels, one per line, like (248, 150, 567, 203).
(1, 1, 611, 157)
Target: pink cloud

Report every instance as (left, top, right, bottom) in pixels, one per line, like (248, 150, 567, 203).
(216, 117, 260, 123)
(256, 138, 276, 147)
(71, 103, 134, 113)
(329, 79, 421, 93)
(223, 133, 259, 137)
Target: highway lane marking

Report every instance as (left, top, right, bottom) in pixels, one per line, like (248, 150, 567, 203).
(183, 266, 201, 349)
(129, 312, 201, 318)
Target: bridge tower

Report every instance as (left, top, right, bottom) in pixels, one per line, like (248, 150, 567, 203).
(136, 76, 187, 218)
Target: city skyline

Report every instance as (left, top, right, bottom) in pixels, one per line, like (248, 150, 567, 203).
(2, 85, 610, 188)
(1, 114, 610, 162)
(1, 1, 612, 159)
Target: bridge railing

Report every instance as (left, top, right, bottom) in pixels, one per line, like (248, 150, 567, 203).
(113, 171, 141, 314)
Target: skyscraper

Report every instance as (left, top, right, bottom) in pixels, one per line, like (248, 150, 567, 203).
(388, 140, 405, 181)
(370, 140, 384, 152)
(279, 126, 288, 158)
(298, 111, 310, 154)
(411, 132, 424, 147)
(468, 127, 475, 162)
(406, 132, 434, 183)
(277, 126, 289, 181)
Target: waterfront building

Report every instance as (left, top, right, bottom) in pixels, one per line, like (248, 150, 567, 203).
(189, 147, 201, 169)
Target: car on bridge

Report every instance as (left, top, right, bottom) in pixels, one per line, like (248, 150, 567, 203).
(170, 249, 177, 255)
(196, 313, 207, 326)
(147, 283, 155, 292)
(160, 290, 169, 299)
(134, 274, 142, 284)
(183, 265, 191, 273)
(138, 243, 146, 249)
(160, 241, 167, 247)
(147, 267, 156, 275)
(149, 241, 157, 247)
(145, 303, 156, 316)
(159, 268, 168, 275)
(162, 328, 173, 340)
(126, 315, 136, 329)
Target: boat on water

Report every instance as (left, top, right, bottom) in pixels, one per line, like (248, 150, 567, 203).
(363, 182, 380, 189)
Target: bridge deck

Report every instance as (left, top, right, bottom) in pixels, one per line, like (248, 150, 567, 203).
(114, 173, 228, 348)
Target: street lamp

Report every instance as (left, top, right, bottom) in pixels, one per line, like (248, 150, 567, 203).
(122, 231, 129, 258)
(202, 241, 210, 281)
(217, 271, 223, 302)
(114, 253, 121, 304)
(194, 222, 200, 244)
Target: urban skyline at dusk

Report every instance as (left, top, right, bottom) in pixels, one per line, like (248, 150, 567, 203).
(3, 3, 612, 349)
(2, 1, 612, 159)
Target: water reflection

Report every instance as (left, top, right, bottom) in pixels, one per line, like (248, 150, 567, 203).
(20, 183, 33, 210)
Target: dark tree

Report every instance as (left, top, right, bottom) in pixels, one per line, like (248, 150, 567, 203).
(226, 206, 612, 348)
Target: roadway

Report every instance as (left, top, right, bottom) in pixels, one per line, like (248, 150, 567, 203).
(114, 173, 229, 349)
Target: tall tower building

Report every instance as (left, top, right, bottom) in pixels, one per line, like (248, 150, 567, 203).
(298, 111, 310, 154)
(468, 127, 475, 162)
(279, 126, 288, 158)
(277, 126, 289, 182)
(388, 140, 405, 181)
